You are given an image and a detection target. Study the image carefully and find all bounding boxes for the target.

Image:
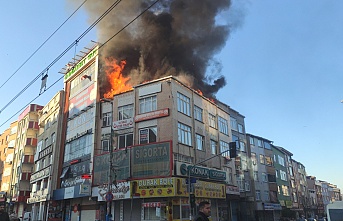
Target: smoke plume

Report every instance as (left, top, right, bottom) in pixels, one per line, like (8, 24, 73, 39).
(72, 0, 232, 97)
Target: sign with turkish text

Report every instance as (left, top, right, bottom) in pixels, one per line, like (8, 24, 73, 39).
(93, 150, 130, 185)
(131, 141, 172, 179)
(134, 108, 169, 122)
(112, 118, 134, 131)
(92, 182, 130, 201)
(132, 178, 175, 198)
(193, 180, 226, 199)
(176, 162, 228, 182)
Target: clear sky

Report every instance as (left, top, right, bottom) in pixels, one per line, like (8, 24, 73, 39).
(0, 1, 342, 190)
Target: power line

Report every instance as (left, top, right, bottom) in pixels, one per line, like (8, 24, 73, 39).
(0, 0, 122, 115)
(0, 0, 89, 90)
(0, 0, 161, 129)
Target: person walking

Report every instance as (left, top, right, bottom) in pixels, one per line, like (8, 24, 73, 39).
(0, 203, 10, 221)
(193, 201, 211, 221)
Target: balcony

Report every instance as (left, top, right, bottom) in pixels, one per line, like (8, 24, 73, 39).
(22, 155, 34, 164)
(21, 172, 32, 181)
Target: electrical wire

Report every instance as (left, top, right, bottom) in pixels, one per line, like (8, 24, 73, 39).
(0, 0, 122, 114)
(0, 0, 161, 128)
(0, 0, 89, 90)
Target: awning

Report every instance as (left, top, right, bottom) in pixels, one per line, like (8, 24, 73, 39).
(60, 167, 70, 178)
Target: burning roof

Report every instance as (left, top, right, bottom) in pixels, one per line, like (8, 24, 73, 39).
(73, 0, 232, 98)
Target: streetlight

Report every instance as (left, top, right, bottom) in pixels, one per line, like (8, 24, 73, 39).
(188, 142, 237, 219)
(100, 98, 115, 221)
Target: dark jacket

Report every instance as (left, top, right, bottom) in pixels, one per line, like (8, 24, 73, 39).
(193, 212, 210, 221)
(0, 211, 10, 221)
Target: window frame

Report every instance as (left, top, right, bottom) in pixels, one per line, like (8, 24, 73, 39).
(177, 92, 191, 116)
(195, 134, 204, 151)
(218, 116, 229, 135)
(139, 127, 157, 144)
(139, 95, 157, 114)
(208, 113, 217, 129)
(102, 112, 112, 127)
(177, 122, 192, 146)
(194, 105, 203, 122)
(118, 104, 134, 120)
(118, 133, 133, 149)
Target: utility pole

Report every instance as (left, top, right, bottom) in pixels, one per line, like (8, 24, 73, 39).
(101, 98, 115, 221)
(188, 142, 237, 219)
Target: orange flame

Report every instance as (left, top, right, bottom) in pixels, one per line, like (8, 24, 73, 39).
(103, 58, 133, 98)
(195, 89, 203, 96)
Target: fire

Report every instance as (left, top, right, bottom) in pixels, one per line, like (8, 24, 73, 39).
(103, 58, 133, 98)
(195, 89, 203, 96)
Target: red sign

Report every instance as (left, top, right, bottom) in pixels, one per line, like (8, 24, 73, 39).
(142, 202, 166, 208)
(134, 108, 169, 122)
(81, 174, 92, 179)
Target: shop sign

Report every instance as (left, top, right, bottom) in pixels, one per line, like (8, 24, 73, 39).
(134, 108, 169, 122)
(61, 176, 85, 188)
(64, 47, 98, 81)
(113, 118, 133, 130)
(193, 180, 226, 199)
(132, 141, 172, 179)
(226, 185, 240, 195)
(132, 178, 175, 198)
(263, 203, 282, 210)
(64, 187, 74, 199)
(30, 166, 51, 182)
(177, 162, 227, 182)
(92, 181, 130, 201)
(93, 150, 130, 185)
(27, 194, 48, 204)
(142, 202, 166, 208)
(68, 84, 96, 118)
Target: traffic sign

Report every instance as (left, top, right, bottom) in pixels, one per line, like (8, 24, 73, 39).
(105, 192, 114, 202)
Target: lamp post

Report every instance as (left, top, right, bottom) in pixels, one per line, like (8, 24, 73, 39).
(188, 142, 236, 219)
(101, 98, 114, 221)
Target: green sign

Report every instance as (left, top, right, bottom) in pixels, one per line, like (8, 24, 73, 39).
(64, 47, 98, 82)
(132, 141, 171, 179)
(93, 150, 130, 185)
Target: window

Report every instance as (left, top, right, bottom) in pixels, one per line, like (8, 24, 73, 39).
(102, 112, 112, 127)
(177, 123, 192, 146)
(275, 170, 278, 178)
(118, 133, 133, 149)
(245, 181, 250, 191)
(259, 154, 265, 164)
(278, 186, 281, 194)
(239, 141, 246, 152)
(210, 140, 217, 155)
(262, 173, 268, 182)
(257, 139, 263, 147)
(208, 114, 217, 128)
(253, 171, 259, 181)
(280, 170, 287, 181)
(265, 156, 273, 166)
(118, 104, 133, 120)
(237, 175, 244, 192)
(51, 133, 56, 144)
(194, 106, 203, 122)
(177, 92, 191, 116)
(256, 190, 261, 201)
(249, 137, 254, 145)
(251, 153, 257, 165)
(289, 166, 294, 176)
(45, 138, 49, 148)
(278, 155, 285, 166)
(102, 139, 110, 151)
(238, 124, 244, 133)
(218, 116, 228, 135)
(264, 141, 271, 150)
(220, 140, 229, 158)
(139, 127, 157, 144)
(196, 134, 204, 150)
(293, 192, 298, 202)
(230, 117, 237, 131)
(282, 185, 289, 196)
(139, 95, 157, 114)
(264, 191, 270, 201)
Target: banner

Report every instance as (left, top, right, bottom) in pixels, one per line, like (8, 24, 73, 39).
(131, 141, 172, 179)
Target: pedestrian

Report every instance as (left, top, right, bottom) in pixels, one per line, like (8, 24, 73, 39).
(193, 201, 211, 221)
(0, 203, 10, 221)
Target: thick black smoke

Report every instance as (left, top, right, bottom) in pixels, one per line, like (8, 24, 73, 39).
(73, 0, 231, 97)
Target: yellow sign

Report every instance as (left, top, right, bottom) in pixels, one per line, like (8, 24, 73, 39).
(194, 180, 226, 199)
(132, 178, 175, 198)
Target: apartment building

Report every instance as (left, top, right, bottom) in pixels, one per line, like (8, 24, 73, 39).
(291, 159, 309, 218)
(272, 145, 293, 217)
(0, 121, 18, 206)
(10, 104, 43, 217)
(246, 134, 281, 221)
(28, 91, 65, 221)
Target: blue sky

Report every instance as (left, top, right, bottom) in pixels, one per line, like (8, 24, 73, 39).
(0, 1, 342, 190)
